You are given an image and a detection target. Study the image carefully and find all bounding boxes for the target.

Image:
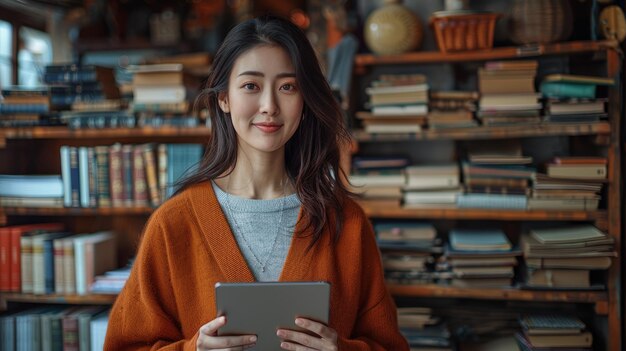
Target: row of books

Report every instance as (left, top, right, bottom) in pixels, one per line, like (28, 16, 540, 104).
(59, 143, 204, 208)
(376, 222, 615, 290)
(0, 306, 109, 351)
(0, 224, 121, 295)
(351, 154, 606, 211)
(357, 62, 614, 134)
(0, 143, 204, 209)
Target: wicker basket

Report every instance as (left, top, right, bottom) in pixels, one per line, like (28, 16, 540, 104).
(430, 11, 500, 53)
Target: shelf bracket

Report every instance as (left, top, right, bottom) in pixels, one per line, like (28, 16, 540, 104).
(595, 300, 609, 315)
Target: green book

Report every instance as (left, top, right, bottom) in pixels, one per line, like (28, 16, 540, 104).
(540, 82, 596, 99)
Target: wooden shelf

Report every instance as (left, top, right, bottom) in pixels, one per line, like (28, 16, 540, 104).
(0, 126, 211, 140)
(388, 284, 607, 304)
(354, 40, 618, 71)
(352, 122, 611, 141)
(74, 38, 190, 54)
(1, 207, 154, 217)
(0, 293, 116, 307)
(359, 203, 607, 221)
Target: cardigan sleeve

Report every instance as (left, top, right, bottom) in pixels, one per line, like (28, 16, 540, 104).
(104, 215, 199, 351)
(337, 212, 410, 351)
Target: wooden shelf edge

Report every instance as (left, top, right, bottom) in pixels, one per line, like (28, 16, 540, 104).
(0, 126, 211, 140)
(0, 293, 116, 305)
(387, 284, 608, 303)
(352, 122, 611, 141)
(1, 207, 155, 216)
(359, 203, 607, 221)
(354, 40, 618, 68)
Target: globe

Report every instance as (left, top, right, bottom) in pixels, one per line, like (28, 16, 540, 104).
(364, 0, 423, 55)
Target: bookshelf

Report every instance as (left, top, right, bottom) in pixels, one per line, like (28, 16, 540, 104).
(349, 40, 622, 350)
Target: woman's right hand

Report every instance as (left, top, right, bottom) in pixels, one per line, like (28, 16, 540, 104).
(196, 316, 257, 350)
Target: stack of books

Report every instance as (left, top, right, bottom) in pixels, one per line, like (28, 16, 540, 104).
(520, 225, 616, 289)
(44, 64, 119, 111)
(0, 174, 64, 208)
(375, 222, 441, 284)
(457, 142, 534, 210)
(89, 259, 133, 294)
(477, 60, 542, 126)
(128, 63, 197, 128)
(515, 314, 592, 350)
(349, 156, 409, 207)
(60, 99, 132, 129)
(528, 156, 606, 210)
(359, 74, 429, 134)
(427, 91, 478, 129)
(442, 229, 520, 288)
(542, 74, 613, 123)
(397, 307, 453, 351)
(402, 164, 461, 208)
(0, 86, 50, 126)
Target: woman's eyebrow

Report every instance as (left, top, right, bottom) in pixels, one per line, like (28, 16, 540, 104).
(237, 71, 296, 78)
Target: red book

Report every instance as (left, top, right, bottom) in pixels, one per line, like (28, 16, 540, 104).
(552, 156, 608, 165)
(9, 223, 64, 292)
(0, 227, 11, 291)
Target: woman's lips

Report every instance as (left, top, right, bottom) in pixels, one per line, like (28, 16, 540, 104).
(253, 123, 283, 133)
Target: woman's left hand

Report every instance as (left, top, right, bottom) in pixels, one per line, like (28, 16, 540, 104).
(276, 318, 338, 351)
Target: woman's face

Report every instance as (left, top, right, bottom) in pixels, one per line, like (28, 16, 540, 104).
(218, 45, 304, 156)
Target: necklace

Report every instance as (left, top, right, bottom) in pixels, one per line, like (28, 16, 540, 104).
(224, 178, 287, 273)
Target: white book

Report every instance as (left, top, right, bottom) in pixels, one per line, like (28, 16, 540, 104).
(365, 124, 422, 133)
(78, 147, 90, 208)
(372, 104, 428, 116)
(60, 146, 72, 207)
(366, 83, 429, 95)
(133, 85, 186, 104)
(73, 231, 116, 295)
(405, 174, 459, 190)
(90, 310, 110, 351)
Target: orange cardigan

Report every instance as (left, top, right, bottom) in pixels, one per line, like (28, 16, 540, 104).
(104, 182, 409, 350)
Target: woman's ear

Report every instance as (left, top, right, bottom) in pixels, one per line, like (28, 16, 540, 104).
(218, 92, 230, 113)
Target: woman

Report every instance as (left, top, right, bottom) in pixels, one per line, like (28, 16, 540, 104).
(105, 15, 408, 351)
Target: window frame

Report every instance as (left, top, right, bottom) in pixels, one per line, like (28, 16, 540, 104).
(0, 4, 47, 85)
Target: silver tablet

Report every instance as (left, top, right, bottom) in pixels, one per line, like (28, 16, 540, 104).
(215, 281, 330, 350)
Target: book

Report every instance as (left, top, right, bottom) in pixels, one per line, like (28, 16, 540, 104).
(449, 229, 512, 251)
(524, 331, 593, 348)
(520, 314, 585, 335)
(530, 225, 607, 245)
(543, 74, 614, 86)
(540, 82, 596, 99)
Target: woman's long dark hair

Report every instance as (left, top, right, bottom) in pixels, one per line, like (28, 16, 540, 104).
(176, 15, 353, 248)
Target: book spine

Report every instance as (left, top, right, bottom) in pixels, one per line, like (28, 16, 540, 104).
(44, 239, 56, 294)
(143, 144, 161, 207)
(63, 240, 75, 295)
(20, 236, 34, 293)
(0, 229, 9, 291)
(69, 147, 81, 208)
(62, 316, 79, 351)
(540, 82, 596, 99)
(88, 147, 98, 207)
(109, 144, 123, 208)
(53, 239, 65, 294)
(94, 146, 111, 208)
(121, 145, 134, 207)
(60, 146, 72, 207)
(32, 239, 46, 294)
(132, 145, 149, 207)
(10, 229, 21, 291)
(158, 144, 168, 203)
(78, 147, 90, 208)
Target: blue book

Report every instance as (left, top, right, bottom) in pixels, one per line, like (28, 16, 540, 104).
(449, 229, 512, 252)
(457, 193, 527, 209)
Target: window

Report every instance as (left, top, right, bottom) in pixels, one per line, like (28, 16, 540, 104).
(18, 26, 51, 87)
(0, 20, 12, 88)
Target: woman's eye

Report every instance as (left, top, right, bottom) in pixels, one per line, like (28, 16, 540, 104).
(280, 83, 297, 92)
(243, 83, 257, 90)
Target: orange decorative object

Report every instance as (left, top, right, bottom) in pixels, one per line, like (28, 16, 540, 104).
(430, 11, 500, 53)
